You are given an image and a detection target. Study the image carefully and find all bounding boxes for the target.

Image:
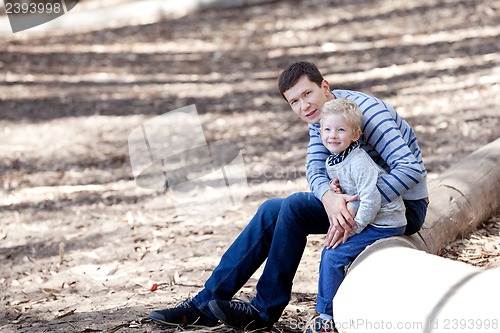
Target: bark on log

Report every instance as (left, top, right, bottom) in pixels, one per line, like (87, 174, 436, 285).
(407, 137, 500, 254)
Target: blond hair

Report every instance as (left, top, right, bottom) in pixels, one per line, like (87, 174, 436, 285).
(320, 98, 362, 131)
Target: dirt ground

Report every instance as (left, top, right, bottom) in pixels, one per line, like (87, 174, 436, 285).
(1, 0, 499, 332)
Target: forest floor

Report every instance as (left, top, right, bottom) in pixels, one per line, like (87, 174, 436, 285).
(0, 0, 499, 332)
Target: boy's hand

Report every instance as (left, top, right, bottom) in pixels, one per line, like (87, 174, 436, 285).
(329, 178, 343, 194)
(346, 201, 357, 220)
(321, 190, 358, 248)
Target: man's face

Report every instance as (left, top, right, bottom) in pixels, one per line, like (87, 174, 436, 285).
(283, 75, 333, 124)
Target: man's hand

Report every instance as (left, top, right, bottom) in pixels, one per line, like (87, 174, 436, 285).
(321, 189, 358, 249)
(325, 202, 358, 248)
(325, 225, 347, 249)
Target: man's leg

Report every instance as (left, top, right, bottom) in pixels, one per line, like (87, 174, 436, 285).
(251, 192, 330, 323)
(149, 197, 284, 327)
(208, 192, 330, 330)
(403, 198, 428, 235)
(191, 197, 284, 317)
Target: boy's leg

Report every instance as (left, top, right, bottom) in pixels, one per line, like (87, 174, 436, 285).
(316, 225, 405, 316)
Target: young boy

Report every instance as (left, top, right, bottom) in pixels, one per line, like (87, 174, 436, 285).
(304, 98, 407, 333)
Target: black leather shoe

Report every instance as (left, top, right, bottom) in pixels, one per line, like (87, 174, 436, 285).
(149, 298, 218, 328)
(208, 299, 273, 331)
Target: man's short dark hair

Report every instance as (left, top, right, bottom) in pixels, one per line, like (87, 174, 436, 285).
(278, 61, 324, 101)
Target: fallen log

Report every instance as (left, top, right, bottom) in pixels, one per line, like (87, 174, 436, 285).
(409, 137, 500, 254)
(332, 138, 500, 333)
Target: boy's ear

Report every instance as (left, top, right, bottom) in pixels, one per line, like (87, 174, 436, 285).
(353, 129, 362, 141)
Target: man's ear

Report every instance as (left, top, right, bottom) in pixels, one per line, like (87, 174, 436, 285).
(321, 80, 331, 96)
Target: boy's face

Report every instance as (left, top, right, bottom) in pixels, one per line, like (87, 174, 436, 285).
(283, 75, 333, 124)
(320, 113, 361, 155)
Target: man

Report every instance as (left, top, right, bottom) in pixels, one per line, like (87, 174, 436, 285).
(148, 61, 428, 331)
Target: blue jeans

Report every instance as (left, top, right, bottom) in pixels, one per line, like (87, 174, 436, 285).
(191, 192, 427, 323)
(316, 225, 405, 316)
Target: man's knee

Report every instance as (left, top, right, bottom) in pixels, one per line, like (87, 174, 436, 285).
(258, 197, 283, 217)
(404, 199, 428, 235)
(276, 192, 324, 229)
(281, 192, 318, 211)
(404, 219, 424, 235)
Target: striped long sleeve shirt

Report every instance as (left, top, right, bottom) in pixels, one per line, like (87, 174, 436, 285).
(306, 89, 428, 204)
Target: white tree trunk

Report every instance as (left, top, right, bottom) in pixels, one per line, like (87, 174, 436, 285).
(332, 138, 500, 333)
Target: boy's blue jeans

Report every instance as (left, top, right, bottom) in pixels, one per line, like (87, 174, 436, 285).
(191, 192, 427, 323)
(316, 225, 405, 316)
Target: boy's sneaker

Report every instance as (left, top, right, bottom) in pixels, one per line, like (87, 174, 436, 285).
(148, 298, 219, 328)
(208, 299, 273, 331)
(304, 316, 339, 333)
